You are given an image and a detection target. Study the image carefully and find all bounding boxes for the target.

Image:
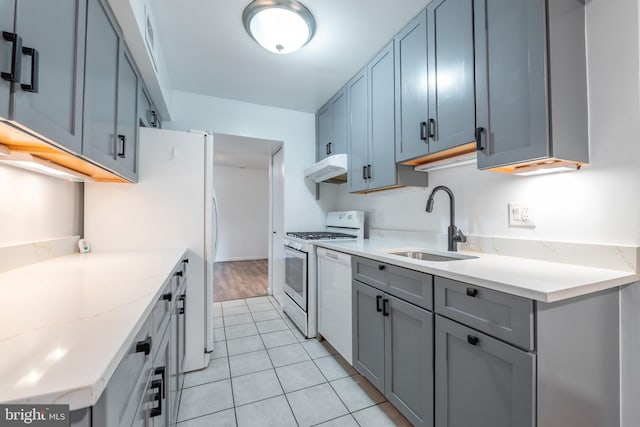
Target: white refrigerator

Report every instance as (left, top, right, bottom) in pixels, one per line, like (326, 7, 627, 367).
(84, 127, 217, 373)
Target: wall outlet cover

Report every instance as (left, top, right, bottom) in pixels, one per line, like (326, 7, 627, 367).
(509, 202, 536, 227)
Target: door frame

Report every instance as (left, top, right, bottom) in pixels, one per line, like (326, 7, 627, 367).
(268, 145, 284, 299)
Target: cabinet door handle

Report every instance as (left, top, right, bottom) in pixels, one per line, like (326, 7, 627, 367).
(376, 295, 383, 312)
(154, 366, 166, 398)
(382, 298, 390, 316)
(135, 336, 152, 356)
(467, 335, 479, 346)
(162, 292, 172, 301)
(475, 127, 486, 151)
(328, 142, 332, 155)
(117, 134, 126, 158)
(150, 110, 159, 128)
(149, 379, 162, 417)
(367, 164, 372, 180)
(182, 258, 189, 264)
(20, 46, 38, 93)
(362, 166, 367, 180)
(420, 121, 428, 141)
(378, 264, 385, 271)
(466, 288, 477, 297)
(429, 118, 438, 141)
(179, 294, 186, 314)
(175, 271, 183, 277)
(1, 31, 22, 83)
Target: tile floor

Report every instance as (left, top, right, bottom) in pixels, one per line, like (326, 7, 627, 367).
(176, 296, 412, 427)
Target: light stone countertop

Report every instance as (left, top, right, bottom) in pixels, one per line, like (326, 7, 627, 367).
(315, 239, 639, 302)
(0, 248, 186, 410)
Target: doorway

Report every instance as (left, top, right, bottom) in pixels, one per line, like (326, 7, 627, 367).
(212, 133, 283, 302)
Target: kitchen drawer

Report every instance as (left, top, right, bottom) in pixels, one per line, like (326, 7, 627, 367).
(93, 316, 153, 426)
(352, 256, 433, 311)
(434, 277, 534, 350)
(152, 282, 172, 341)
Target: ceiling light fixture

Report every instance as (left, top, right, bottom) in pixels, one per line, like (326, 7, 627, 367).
(0, 152, 94, 182)
(242, 0, 316, 54)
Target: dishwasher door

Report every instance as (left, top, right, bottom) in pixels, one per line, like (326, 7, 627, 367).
(317, 247, 352, 364)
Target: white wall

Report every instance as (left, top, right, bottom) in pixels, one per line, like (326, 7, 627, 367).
(332, 0, 640, 247)
(165, 90, 333, 231)
(0, 165, 83, 245)
(214, 166, 269, 261)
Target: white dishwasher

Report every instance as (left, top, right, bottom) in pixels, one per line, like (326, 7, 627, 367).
(317, 247, 352, 364)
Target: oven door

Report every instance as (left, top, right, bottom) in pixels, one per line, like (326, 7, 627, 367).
(284, 245, 307, 311)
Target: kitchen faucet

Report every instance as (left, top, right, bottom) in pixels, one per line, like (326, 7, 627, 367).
(425, 185, 467, 252)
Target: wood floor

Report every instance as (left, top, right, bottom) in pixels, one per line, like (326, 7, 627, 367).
(213, 259, 269, 302)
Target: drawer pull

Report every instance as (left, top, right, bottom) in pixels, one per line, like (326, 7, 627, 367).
(466, 288, 477, 297)
(376, 295, 383, 312)
(383, 298, 390, 317)
(154, 366, 166, 398)
(175, 271, 183, 277)
(149, 379, 162, 417)
(162, 292, 172, 301)
(467, 335, 479, 346)
(135, 336, 152, 356)
(182, 258, 189, 264)
(378, 264, 386, 271)
(179, 294, 186, 314)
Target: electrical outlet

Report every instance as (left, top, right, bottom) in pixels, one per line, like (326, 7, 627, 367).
(509, 202, 535, 227)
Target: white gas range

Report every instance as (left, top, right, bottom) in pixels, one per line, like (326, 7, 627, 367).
(283, 211, 365, 338)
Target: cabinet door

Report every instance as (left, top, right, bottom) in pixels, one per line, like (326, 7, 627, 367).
(427, 0, 475, 153)
(150, 331, 170, 427)
(394, 9, 429, 162)
(347, 69, 368, 193)
(316, 102, 331, 161)
(352, 280, 385, 393)
(83, 0, 119, 172)
(116, 48, 138, 181)
(13, 0, 86, 154)
(435, 315, 535, 427)
(139, 85, 152, 127)
(0, 0, 14, 119)
(368, 42, 396, 190)
(330, 88, 347, 156)
(168, 305, 180, 426)
(385, 294, 433, 427)
(474, 0, 548, 169)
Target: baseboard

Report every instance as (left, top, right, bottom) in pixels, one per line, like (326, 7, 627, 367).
(215, 256, 268, 262)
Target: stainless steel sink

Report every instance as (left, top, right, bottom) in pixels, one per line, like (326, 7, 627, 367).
(390, 251, 477, 262)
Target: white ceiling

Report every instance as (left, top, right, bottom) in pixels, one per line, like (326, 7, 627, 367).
(149, 0, 429, 113)
(213, 133, 282, 169)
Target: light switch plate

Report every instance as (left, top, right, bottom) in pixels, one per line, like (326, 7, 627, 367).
(509, 202, 535, 227)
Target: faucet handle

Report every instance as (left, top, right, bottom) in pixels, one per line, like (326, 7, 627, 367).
(456, 229, 467, 243)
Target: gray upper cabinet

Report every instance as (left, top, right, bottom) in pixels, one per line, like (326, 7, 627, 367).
(347, 69, 368, 193)
(474, 0, 588, 169)
(0, 0, 14, 119)
(116, 50, 138, 180)
(316, 102, 331, 161)
(435, 315, 535, 427)
(394, 10, 429, 163)
(84, 0, 138, 181)
(427, 0, 475, 154)
(316, 88, 347, 161)
(367, 42, 396, 190)
(11, 0, 86, 154)
(138, 85, 160, 129)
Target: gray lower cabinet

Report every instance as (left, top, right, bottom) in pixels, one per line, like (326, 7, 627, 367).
(70, 257, 186, 427)
(7, 0, 86, 154)
(353, 279, 433, 427)
(474, 0, 588, 169)
(0, 0, 15, 119)
(435, 315, 535, 427)
(83, 0, 139, 181)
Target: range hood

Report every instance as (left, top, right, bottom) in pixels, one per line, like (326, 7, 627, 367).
(304, 154, 348, 184)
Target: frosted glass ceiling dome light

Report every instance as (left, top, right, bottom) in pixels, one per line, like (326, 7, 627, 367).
(243, 0, 316, 54)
